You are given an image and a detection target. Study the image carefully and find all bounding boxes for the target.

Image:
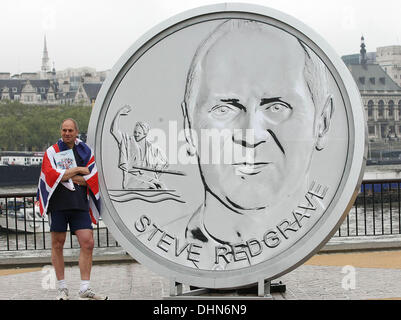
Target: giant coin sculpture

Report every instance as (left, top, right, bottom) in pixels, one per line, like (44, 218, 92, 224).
(88, 4, 366, 289)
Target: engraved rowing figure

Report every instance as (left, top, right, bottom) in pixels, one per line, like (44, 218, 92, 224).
(111, 105, 169, 189)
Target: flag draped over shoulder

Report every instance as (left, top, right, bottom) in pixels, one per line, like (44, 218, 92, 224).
(36, 138, 101, 224)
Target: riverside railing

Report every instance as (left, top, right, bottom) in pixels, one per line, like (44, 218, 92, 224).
(1, 179, 401, 251)
(0, 192, 119, 251)
(336, 179, 401, 237)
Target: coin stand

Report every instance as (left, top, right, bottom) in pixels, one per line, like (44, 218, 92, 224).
(164, 279, 286, 300)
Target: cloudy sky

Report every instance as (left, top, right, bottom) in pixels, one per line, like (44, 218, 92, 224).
(1, 0, 400, 75)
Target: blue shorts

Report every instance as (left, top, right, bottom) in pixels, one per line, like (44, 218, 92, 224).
(49, 209, 93, 234)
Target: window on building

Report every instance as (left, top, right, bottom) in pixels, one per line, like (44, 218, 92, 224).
(381, 125, 387, 138)
(368, 126, 375, 135)
(378, 100, 384, 117)
(389, 100, 394, 118)
(367, 100, 374, 117)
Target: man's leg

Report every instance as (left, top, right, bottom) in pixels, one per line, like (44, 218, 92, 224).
(75, 229, 94, 281)
(74, 228, 108, 299)
(51, 231, 67, 281)
(70, 211, 107, 299)
(49, 211, 69, 299)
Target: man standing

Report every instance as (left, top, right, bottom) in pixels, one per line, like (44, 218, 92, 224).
(37, 118, 106, 300)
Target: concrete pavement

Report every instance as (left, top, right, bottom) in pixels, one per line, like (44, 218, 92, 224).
(1, 249, 401, 300)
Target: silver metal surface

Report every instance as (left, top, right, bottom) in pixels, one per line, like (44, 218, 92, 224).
(87, 3, 366, 289)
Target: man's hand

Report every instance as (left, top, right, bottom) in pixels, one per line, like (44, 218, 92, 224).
(71, 175, 87, 186)
(79, 167, 90, 175)
(61, 166, 90, 181)
(119, 105, 133, 116)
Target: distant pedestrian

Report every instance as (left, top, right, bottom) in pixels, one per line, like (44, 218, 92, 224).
(37, 118, 107, 300)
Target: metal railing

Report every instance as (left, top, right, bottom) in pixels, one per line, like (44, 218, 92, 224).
(2, 179, 401, 251)
(0, 192, 119, 252)
(336, 179, 401, 237)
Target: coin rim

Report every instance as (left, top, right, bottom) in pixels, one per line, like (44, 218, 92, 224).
(88, 3, 366, 288)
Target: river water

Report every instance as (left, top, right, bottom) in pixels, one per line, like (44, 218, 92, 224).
(338, 204, 401, 237)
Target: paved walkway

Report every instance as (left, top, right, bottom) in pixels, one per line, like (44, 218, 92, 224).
(1, 250, 401, 300)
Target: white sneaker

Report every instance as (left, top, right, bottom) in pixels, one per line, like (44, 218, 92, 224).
(56, 288, 69, 300)
(79, 288, 108, 300)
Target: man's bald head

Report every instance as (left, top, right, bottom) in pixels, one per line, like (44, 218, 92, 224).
(183, 20, 331, 128)
(180, 19, 334, 213)
(61, 118, 79, 132)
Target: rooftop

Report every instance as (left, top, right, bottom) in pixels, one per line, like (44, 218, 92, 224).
(347, 63, 401, 91)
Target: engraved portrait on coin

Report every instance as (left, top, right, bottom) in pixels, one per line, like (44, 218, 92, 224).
(88, 4, 365, 288)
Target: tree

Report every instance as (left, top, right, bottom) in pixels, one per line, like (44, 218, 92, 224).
(0, 102, 92, 151)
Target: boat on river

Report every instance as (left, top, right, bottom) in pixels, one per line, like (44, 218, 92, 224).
(0, 204, 48, 233)
(0, 151, 43, 187)
(0, 165, 41, 187)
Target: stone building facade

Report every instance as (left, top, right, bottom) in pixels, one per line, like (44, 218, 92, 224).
(347, 64, 401, 141)
(376, 45, 401, 87)
(0, 75, 104, 106)
(344, 38, 401, 160)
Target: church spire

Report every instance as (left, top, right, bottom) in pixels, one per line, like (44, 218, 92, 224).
(41, 35, 50, 73)
(360, 35, 367, 65)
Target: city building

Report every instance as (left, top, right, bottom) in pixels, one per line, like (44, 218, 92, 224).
(376, 45, 401, 87)
(0, 35, 107, 106)
(0, 79, 57, 104)
(343, 37, 401, 161)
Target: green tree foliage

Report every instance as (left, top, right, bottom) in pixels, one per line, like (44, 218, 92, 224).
(0, 102, 92, 151)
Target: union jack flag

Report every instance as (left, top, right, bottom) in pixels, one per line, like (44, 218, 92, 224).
(36, 138, 101, 224)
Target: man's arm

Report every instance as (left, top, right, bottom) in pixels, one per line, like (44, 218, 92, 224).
(71, 175, 88, 186)
(61, 167, 90, 182)
(111, 105, 132, 143)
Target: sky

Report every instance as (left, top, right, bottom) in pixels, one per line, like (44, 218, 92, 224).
(1, 0, 401, 75)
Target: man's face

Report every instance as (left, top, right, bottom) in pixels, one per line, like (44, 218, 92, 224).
(189, 27, 318, 212)
(134, 124, 146, 142)
(61, 120, 78, 147)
